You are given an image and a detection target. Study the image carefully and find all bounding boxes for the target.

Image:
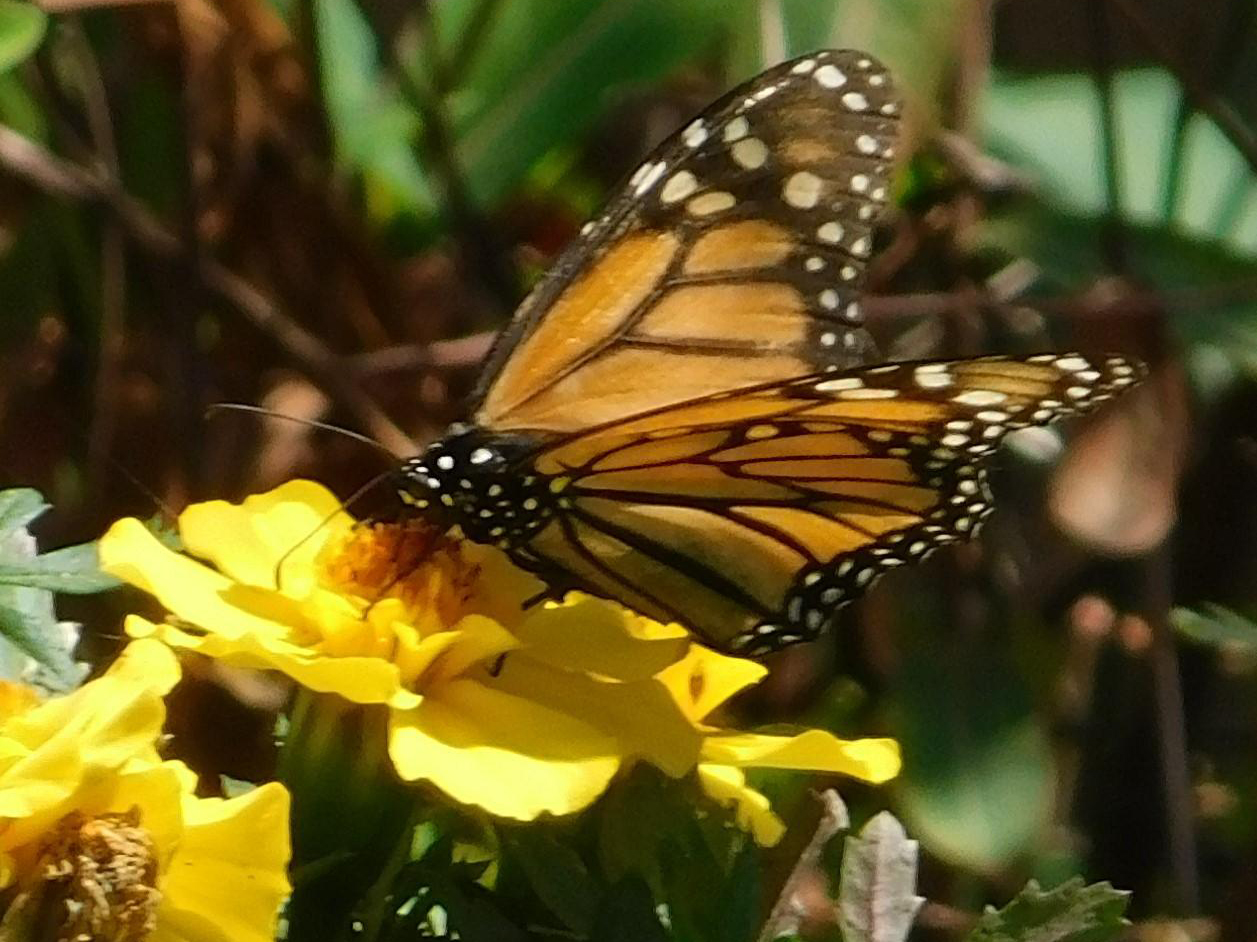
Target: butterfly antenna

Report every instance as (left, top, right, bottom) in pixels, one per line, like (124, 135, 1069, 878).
(206, 403, 401, 460)
(97, 451, 179, 525)
(271, 468, 398, 588)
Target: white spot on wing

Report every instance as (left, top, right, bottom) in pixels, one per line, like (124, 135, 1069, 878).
(815, 64, 847, 88)
(815, 376, 864, 392)
(817, 221, 845, 243)
(682, 119, 707, 148)
(687, 191, 737, 215)
(660, 170, 698, 204)
(731, 137, 768, 169)
(633, 161, 667, 196)
(953, 389, 1009, 407)
(838, 387, 898, 400)
(723, 116, 749, 142)
(783, 171, 823, 208)
(842, 91, 869, 111)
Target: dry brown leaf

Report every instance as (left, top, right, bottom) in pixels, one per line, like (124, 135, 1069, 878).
(1048, 360, 1189, 555)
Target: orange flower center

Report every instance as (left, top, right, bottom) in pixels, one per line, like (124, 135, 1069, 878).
(318, 521, 483, 630)
(14, 807, 161, 942)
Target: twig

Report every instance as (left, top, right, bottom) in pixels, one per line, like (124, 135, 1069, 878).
(432, 0, 506, 93)
(1087, 0, 1130, 274)
(58, 23, 128, 500)
(756, 790, 850, 942)
(349, 331, 496, 375)
(395, 9, 519, 316)
(1143, 548, 1201, 913)
(0, 123, 413, 456)
(1108, 0, 1257, 178)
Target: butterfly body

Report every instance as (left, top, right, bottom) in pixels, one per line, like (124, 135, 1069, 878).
(399, 427, 557, 549)
(391, 50, 1145, 656)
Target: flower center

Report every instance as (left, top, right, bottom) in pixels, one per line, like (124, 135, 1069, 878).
(20, 807, 161, 942)
(319, 521, 482, 628)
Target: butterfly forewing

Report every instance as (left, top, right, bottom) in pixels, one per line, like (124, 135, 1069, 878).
(473, 50, 901, 434)
(515, 353, 1144, 654)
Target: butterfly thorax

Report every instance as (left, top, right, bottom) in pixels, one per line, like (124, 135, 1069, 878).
(396, 426, 556, 549)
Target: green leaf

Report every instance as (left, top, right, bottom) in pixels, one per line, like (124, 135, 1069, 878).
(0, 541, 122, 594)
(978, 198, 1257, 374)
(1173, 603, 1257, 656)
(501, 829, 600, 934)
(592, 877, 669, 942)
(435, 0, 726, 206)
(313, 0, 436, 222)
(779, 0, 838, 55)
(714, 842, 761, 942)
(0, 488, 47, 533)
(0, 0, 46, 74)
(984, 68, 1257, 255)
(890, 634, 1053, 871)
(965, 878, 1131, 942)
(837, 812, 924, 942)
(0, 601, 77, 688)
(828, 0, 966, 128)
(0, 488, 80, 691)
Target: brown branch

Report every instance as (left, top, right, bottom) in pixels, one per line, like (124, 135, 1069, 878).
(0, 123, 413, 457)
(1143, 549, 1202, 913)
(58, 22, 129, 501)
(1088, 0, 1131, 273)
(348, 331, 496, 376)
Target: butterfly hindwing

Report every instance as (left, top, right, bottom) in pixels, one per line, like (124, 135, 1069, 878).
(513, 353, 1144, 654)
(473, 50, 901, 434)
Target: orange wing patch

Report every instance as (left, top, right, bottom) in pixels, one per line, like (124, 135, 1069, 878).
(478, 233, 681, 427)
(508, 349, 806, 434)
(635, 284, 810, 346)
(684, 220, 796, 274)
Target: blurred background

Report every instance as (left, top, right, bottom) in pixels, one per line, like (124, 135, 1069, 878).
(2, 0, 1256, 936)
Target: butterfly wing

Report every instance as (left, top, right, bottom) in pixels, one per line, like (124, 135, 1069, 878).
(509, 353, 1144, 654)
(472, 50, 901, 435)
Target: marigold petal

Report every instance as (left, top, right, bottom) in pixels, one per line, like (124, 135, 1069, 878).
(179, 481, 350, 593)
(423, 615, 519, 687)
(696, 765, 785, 846)
(152, 783, 291, 942)
(460, 541, 548, 628)
(700, 730, 901, 784)
(655, 645, 767, 722)
(127, 616, 418, 709)
(0, 641, 178, 849)
(100, 521, 292, 642)
(489, 655, 702, 777)
(389, 679, 619, 819)
(513, 596, 688, 681)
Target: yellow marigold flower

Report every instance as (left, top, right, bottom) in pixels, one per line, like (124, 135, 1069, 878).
(0, 639, 291, 942)
(99, 481, 899, 840)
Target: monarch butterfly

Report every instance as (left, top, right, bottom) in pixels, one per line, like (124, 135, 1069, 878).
(392, 50, 1144, 656)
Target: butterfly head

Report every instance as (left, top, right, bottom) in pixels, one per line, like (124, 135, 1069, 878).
(395, 426, 554, 549)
